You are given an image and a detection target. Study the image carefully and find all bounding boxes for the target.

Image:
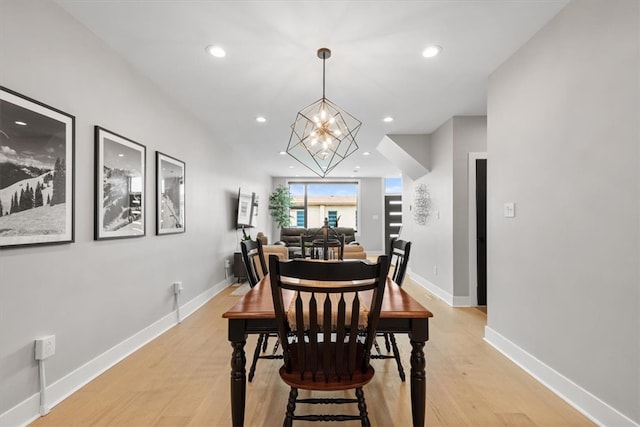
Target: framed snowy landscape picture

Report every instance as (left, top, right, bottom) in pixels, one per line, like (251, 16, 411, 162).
(95, 126, 145, 240)
(0, 87, 75, 248)
(156, 152, 185, 235)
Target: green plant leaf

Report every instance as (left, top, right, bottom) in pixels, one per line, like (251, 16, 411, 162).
(268, 185, 292, 228)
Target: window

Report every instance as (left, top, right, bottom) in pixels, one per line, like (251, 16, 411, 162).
(385, 177, 402, 195)
(288, 182, 358, 229)
(327, 210, 337, 227)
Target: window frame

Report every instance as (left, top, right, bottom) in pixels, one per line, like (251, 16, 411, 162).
(286, 180, 360, 231)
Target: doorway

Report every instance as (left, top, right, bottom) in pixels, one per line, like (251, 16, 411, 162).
(468, 153, 487, 306)
(476, 159, 487, 306)
(384, 195, 402, 254)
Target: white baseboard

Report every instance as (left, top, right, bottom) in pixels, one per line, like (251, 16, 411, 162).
(452, 295, 474, 307)
(0, 279, 231, 427)
(409, 271, 454, 305)
(484, 326, 639, 427)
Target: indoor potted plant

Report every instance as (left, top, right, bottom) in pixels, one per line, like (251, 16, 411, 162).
(268, 185, 293, 229)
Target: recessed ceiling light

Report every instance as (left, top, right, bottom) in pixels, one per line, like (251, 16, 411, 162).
(279, 151, 287, 155)
(422, 45, 442, 58)
(383, 116, 394, 123)
(118, 153, 124, 157)
(363, 151, 371, 156)
(355, 165, 361, 169)
(15, 121, 27, 126)
(256, 116, 267, 123)
(289, 165, 294, 169)
(206, 45, 226, 58)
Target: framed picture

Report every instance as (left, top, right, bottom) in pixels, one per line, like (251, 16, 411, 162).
(0, 86, 75, 248)
(156, 152, 185, 235)
(95, 126, 145, 240)
(236, 190, 253, 228)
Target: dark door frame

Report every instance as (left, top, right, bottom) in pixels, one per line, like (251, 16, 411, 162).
(468, 152, 487, 306)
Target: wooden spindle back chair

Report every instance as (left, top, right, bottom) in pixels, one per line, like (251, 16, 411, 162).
(371, 238, 412, 381)
(301, 233, 345, 260)
(239, 238, 282, 381)
(389, 238, 411, 286)
(240, 238, 267, 288)
(269, 255, 390, 426)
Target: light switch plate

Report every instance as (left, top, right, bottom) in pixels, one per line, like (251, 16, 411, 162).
(504, 202, 515, 218)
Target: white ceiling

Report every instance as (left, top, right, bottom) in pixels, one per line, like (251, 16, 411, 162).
(56, 0, 568, 178)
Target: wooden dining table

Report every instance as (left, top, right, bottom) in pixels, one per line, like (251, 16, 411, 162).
(223, 273, 434, 427)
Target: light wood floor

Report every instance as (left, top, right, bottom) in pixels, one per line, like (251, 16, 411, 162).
(31, 277, 593, 426)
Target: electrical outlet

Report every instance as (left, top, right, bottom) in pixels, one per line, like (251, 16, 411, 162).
(35, 335, 56, 360)
(173, 282, 183, 294)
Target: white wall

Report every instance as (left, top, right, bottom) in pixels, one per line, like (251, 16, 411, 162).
(403, 116, 487, 303)
(453, 117, 488, 297)
(486, 0, 639, 423)
(357, 177, 384, 252)
(0, 0, 270, 421)
(404, 119, 454, 294)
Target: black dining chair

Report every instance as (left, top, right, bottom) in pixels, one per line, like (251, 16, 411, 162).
(268, 255, 390, 426)
(371, 238, 412, 381)
(301, 233, 345, 260)
(239, 238, 282, 382)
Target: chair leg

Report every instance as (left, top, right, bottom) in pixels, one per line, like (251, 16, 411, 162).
(384, 332, 391, 353)
(262, 334, 269, 352)
(248, 333, 265, 382)
(284, 387, 297, 427)
(355, 387, 370, 427)
(373, 338, 383, 356)
(389, 333, 406, 382)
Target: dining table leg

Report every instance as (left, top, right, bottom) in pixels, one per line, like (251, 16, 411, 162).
(409, 319, 429, 427)
(229, 320, 247, 427)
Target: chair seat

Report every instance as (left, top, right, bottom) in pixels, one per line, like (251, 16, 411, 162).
(279, 342, 375, 391)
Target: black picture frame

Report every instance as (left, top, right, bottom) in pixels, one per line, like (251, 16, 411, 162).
(156, 151, 185, 235)
(0, 86, 75, 248)
(94, 126, 146, 240)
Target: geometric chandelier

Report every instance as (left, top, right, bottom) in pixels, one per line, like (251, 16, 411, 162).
(286, 48, 362, 178)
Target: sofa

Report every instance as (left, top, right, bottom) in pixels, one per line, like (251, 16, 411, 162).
(276, 227, 366, 260)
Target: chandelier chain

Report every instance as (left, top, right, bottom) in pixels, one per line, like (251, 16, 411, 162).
(322, 54, 326, 99)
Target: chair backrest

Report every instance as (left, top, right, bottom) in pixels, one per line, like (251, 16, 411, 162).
(388, 238, 411, 286)
(301, 234, 345, 260)
(269, 255, 390, 383)
(240, 238, 268, 287)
